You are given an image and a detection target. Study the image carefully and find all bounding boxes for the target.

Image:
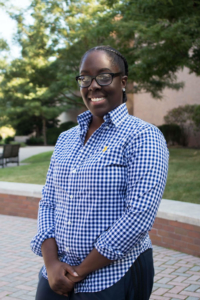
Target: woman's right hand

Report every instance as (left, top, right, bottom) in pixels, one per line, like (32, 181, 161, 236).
(41, 238, 78, 297)
(46, 260, 77, 296)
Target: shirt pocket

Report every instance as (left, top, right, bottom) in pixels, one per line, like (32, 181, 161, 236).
(97, 147, 127, 168)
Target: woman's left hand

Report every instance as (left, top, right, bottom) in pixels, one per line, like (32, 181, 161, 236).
(66, 266, 86, 283)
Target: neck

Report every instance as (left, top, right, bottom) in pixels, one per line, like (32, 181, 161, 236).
(90, 115, 104, 130)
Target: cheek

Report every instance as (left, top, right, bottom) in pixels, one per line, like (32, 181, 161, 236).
(80, 89, 87, 101)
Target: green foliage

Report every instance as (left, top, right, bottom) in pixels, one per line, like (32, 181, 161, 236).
(0, 0, 84, 145)
(10, 141, 26, 147)
(26, 136, 44, 145)
(193, 105, 200, 128)
(158, 124, 182, 145)
(46, 121, 77, 145)
(1, 0, 200, 142)
(59, 121, 77, 132)
(46, 127, 60, 145)
(4, 136, 14, 144)
(164, 104, 200, 146)
(37, 0, 200, 99)
(164, 105, 197, 126)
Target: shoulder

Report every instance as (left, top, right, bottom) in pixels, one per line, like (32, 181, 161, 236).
(55, 125, 79, 149)
(122, 115, 164, 141)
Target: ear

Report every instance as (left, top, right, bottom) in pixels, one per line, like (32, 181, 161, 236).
(121, 75, 128, 89)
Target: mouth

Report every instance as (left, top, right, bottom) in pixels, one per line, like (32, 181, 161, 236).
(90, 97, 106, 103)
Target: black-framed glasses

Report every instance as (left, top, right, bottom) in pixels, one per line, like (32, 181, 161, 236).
(75, 72, 122, 88)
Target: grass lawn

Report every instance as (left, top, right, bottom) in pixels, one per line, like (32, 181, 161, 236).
(0, 148, 199, 204)
(0, 151, 53, 185)
(162, 148, 200, 204)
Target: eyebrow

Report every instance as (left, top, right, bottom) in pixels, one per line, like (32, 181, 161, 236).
(80, 68, 112, 74)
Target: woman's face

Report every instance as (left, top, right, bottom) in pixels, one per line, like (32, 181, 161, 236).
(79, 50, 127, 118)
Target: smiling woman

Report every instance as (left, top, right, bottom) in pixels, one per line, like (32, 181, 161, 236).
(31, 46, 169, 300)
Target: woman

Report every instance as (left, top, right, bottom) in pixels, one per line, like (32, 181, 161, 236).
(31, 46, 169, 300)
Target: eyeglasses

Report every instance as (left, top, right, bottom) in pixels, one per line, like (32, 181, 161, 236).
(75, 72, 122, 88)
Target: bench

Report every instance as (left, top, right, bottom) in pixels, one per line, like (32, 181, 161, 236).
(0, 144, 20, 168)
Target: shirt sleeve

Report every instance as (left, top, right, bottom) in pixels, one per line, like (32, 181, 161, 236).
(95, 126, 169, 260)
(30, 153, 56, 257)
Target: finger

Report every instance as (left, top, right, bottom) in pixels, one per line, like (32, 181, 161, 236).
(64, 264, 79, 277)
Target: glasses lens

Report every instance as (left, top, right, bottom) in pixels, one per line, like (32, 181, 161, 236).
(78, 76, 91, 87)
(96, 74, 112, 85)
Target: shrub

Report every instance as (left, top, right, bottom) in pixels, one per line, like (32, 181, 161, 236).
(46, 127, 60, 145)
(46, 121, 77, 145)
(59, 121, 77, 132)
(4, 136, 14, 144)
(158, 124, 182, 145)
(26, 137, 44, 145)
(193, 105, 200, 129)
(164, 104, 200, 146)
(10, 141, 26, 147)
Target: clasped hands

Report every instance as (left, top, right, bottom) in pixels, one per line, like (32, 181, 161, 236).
(47, 260, 85, 297)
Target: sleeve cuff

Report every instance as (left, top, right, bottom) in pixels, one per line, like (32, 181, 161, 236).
(30, 228, 55, 257)
(94, 240, 125, 261)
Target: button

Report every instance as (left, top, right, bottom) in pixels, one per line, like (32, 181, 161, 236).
(66, 247, 69, 252)
(72, 169, 76, 173)
(105, 126, 109, 129)
(68, 221, 71, 225)
(70, 195, 73, 199)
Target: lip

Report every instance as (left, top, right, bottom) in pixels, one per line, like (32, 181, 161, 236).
(89, 95, 106, 99)
(90, 97, 106, 105)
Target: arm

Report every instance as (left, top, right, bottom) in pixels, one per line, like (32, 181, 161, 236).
(31, 151, 78, 295)
(42, 238, 78, 296)
(68, 127, 168, 282)
(94, 127, 169, 260)
(67, 248, 112, 282)
(30, 154, 56, 256)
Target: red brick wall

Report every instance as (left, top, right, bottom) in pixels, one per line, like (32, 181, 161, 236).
(150, 218, 200, 257)
(0, 193, 40, 219)
(0, 193, 199, 257)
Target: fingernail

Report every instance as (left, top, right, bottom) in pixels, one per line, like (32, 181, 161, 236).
(74, 272, 79, 276)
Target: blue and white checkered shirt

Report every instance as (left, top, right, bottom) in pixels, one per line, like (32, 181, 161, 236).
(31, 103, 168, 293)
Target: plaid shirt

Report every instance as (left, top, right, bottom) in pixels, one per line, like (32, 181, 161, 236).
(31, 103, 168, 293)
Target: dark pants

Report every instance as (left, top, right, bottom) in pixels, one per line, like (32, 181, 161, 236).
(35, 248, 154, 300)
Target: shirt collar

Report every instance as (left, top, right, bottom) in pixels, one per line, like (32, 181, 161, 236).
(77, 103, 129, 128)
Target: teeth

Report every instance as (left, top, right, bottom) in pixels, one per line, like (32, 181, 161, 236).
(91, 97, 105, 102)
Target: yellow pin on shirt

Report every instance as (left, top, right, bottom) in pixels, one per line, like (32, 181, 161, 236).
(102, 146, 108, 152)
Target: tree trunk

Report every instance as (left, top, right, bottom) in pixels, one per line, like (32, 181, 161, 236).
(42, 117, 47, 146)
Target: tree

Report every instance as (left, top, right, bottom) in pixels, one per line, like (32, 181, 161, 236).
(40, 0, 200, 99)
(98, 0, 200, 98)
(0, 0, 86, 145)
(1, 0, 200, 143)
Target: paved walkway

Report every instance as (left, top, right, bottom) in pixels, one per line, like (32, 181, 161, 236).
(0, 215, 200, 300)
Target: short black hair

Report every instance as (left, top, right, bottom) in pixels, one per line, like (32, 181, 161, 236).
(81, 45, 129, 102)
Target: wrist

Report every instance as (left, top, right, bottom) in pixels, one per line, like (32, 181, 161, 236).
(45, 257, 60, 271)
(74, 264, 88, 278)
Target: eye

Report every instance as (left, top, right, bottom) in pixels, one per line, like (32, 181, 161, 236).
(80, 76, 91, 83)
(97, 73, 112, 83)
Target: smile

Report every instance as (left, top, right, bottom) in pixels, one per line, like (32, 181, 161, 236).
(91, 97, 105, 102)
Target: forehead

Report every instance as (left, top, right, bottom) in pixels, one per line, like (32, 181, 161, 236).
(80, 50, 119, 73)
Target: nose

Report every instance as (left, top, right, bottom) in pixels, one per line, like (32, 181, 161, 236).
(88, 78, 101, 89)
